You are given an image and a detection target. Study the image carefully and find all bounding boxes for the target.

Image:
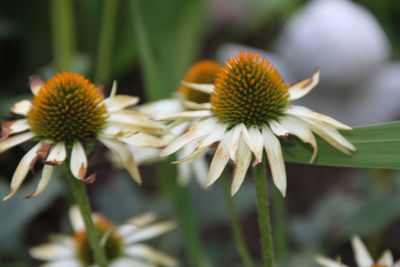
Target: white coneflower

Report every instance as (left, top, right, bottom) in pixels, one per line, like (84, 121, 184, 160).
(0, 72, 164, 200)
(317, 235, 400, 267)
(160, 52, 355, 196)
(30, 207, 178, 267)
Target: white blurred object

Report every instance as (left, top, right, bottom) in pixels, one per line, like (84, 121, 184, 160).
(274, 0, 390, 92)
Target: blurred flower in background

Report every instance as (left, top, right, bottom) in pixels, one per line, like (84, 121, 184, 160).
(30, 206, 178, 267)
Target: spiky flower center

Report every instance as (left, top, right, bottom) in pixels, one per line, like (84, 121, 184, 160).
(74, 217, 123, 265)
(210, 52, 289, 127)
(27, 72, 107, 142)
(180, 60, 221, 103)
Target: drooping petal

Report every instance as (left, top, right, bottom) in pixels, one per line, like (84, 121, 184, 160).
(160, 119, 216, 157)
(99, 136, 142, 184)
(124, 244, 178, 267)
(10, 99, 31, 116)
(300, 117, 355, 155)
(351, 236, 374, 267)
(269, 120, 292, 137)
(107, 110, 165, 134)
(177, 162, 191, 186)
(262, 126, 287, 197)
(286, 105, 351, 130)
(180, 81, 214, 94)
(2, 142, 42, 201)
(70, 141, 87, 181)
(104, 95, 139, 113)
(288, 69, 320, 100)
(241, 126, 264, 166)
(123, 221, 176, 244)
(228, 124, 243, 162)
(159, 110, 212, 121)
(29, 241, 74, 261)
(0, 131, 35, 153)
(191, 156, 209, 186)
(231, 136, 252, 195)
(121, 133, 165, 148)
(29, 75, 45, 95)
(0, 119, 30, 141)
(25, 165, 54, 199)
(377, 250, 394, 266)
(45, 142, 67, 165)
(205, 129, 234, 188)
(315, 256, 349, 267)
(279, 116, 318, 163)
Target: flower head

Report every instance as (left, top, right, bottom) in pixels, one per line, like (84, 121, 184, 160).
(160, 52, 355, 196)
(30, 207, 178, 267)
(316, 235, 400, 267)
(0, 72, 165, 200)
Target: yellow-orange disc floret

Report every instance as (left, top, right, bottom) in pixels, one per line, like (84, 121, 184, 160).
(180, 60, 221, 103)
(74, 216, 123, 265)
(211, 52, 289, 127)
(27, 72, 108, 142)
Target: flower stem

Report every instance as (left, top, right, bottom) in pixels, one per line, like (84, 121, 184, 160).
(221, 173, 254, 267)
(272, 186, 287, 266)
(254, 160, 275, 267)
(62, 164, 108, 267)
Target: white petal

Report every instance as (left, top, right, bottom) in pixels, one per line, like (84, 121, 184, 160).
(69, 206, 85, 232)
(288, 69, 320, 100)
(41, 259, 81, 267)
(25, 165, 54, 199)
(46, 142, 67, 165)
(107, 110, 164, 133)
(139, 99, 182, 120)
(269, 120, 292, 137)
(99, 136, 142, 184)
(351, 236, 374, 267)
(191, 156, 209, 186)
(0, 119, 30, 140)
(104, 95, 139, 113)
(286, 105, 351, 130)
(300, 117, 355, 154)
(124, 221, 176, 244)
(262, 126, 287, 197)
(2, 142, 41, 201)
(29, 75, 45, 95)
(177, 162, 191, 186)
(127, 212, 157, 227)
(111, 258, 153, 267)
(182, 100, 212, 110)
(159, 110, 212, 121)
(160, 119, 215, 157)
(228, 124, 242, 161)
(10, 99, 31, 116)
(70, 141, 87, 180)
(181, 81, 214, 94)
(124, 244, 178, 267)
(241, 126, 263, 166)
(231, 137, 252, 195)
(205, 130, 233, 188)
(279, 116, 318, 163)
(377, 250, 394, 266)
(121, 133, 165, 148)
(0, 131, 35, 153)
(315, 256, 348, 267)
(30, 242, 74, 261)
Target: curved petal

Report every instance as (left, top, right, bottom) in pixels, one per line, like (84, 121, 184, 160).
(124, 221, 176, 244)
(104, 95, 139, 113)
(139, 99, 182, 120)
(288, 69, 320, 100)
(124, 244, 178, 267)
(45, 142, 67, 165)
(181, 81, 214, 94)
(10, 99, 31, 116)
(70, 141, 87, 180)
(1, 119, 30, 141)
(269, 120, 292, 137)
(241, 126, 263, 166)
(262, 126, 287, 197)
(231, 136, 252, 195)
(29, 75, 45, 95)
(228, 124, 242, 162)
(0, 131, 35, 153)
(25, 165, 54, 199)
(99, 136, 142, 184)
(30, 241, 74, 261)
(2, 142, 42, 201)
(351, 236, 374, 267)
(377, 250, 393, 266)
(107, 110, 165, 134)
(182, 100, 212, 110)
(121, 133, 165, 148)
(286, 105, 351, 130)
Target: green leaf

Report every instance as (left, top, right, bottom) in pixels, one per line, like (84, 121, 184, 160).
(283, 121, 400, 168)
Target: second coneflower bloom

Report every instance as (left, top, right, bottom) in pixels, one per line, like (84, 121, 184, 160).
(0, 72, 164, 200)
(160, 52, 355, 196)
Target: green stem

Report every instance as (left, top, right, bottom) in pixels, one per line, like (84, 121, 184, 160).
(94, 0, 119, 83)
(272, 186, 287, 266)
(254, 160, 275, 267)
(63, 164, 108, 267)
(221, 174, 254, 267)
(160, 161, 210, 267)
(51, 0, 76, 71)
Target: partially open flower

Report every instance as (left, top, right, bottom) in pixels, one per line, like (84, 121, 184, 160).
(30, 206, 178, 267)
(160, 52, 355, 196)
(316, 235, 400, 267)
(0, 72, 165, 200)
